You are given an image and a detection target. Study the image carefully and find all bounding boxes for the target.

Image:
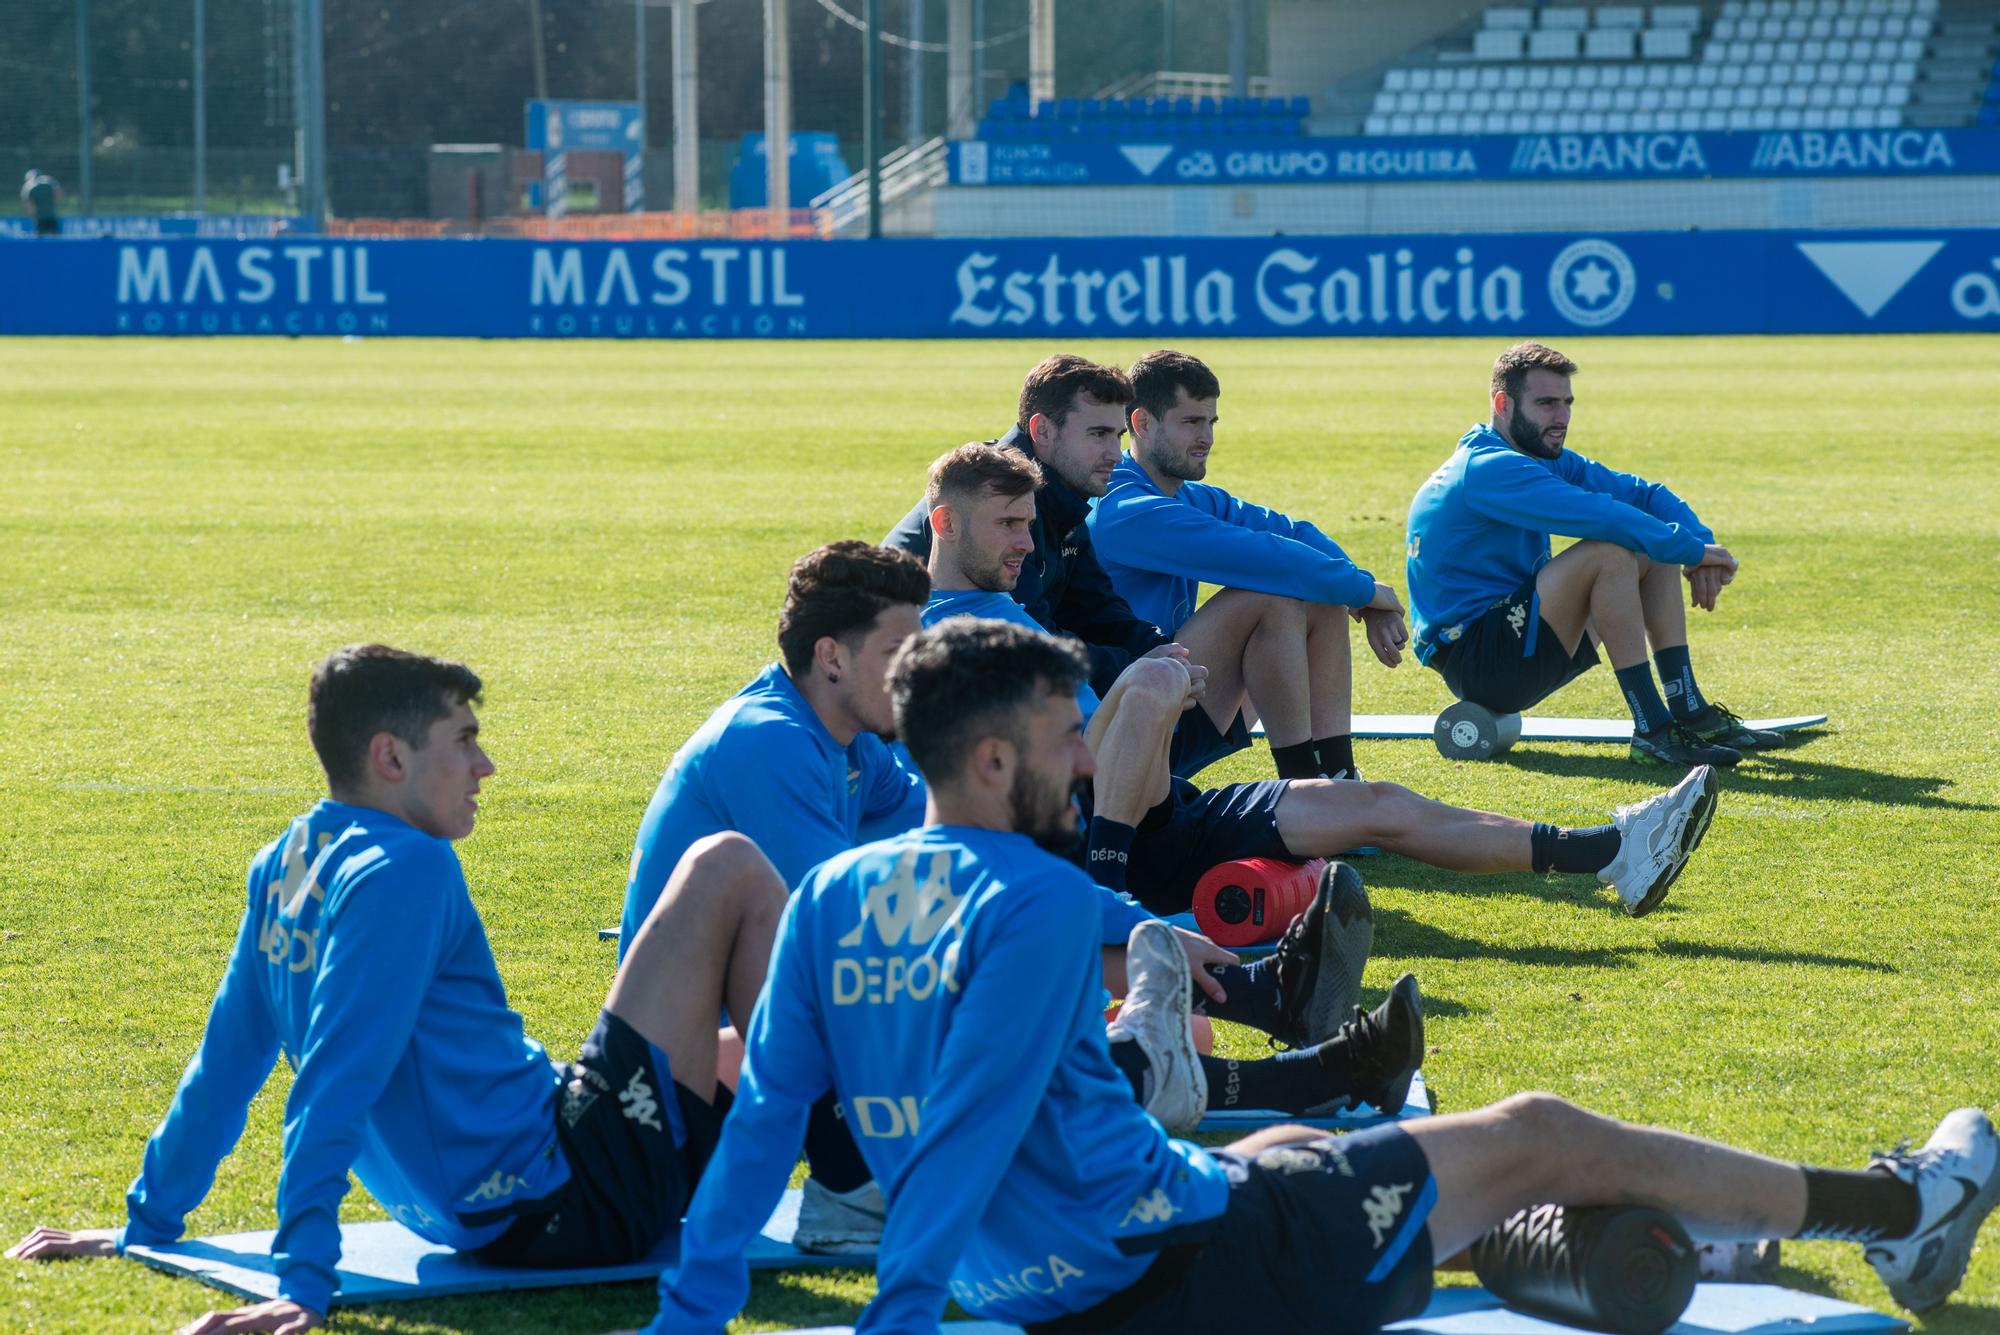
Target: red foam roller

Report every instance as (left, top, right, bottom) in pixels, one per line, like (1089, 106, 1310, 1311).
(1191, 856, 1327, 947)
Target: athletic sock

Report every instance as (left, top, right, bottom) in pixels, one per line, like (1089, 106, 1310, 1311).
(1530, 821, 1623, 875)
(1108, 1034, 1151, 1103)
(1194, 957, 1285, 1034)
(1614, 662, 1672, 735)
(1201, 1048, 1347, 1114)
(1087, 816, 1137, 893)
(802, 1093, 872, 1194)
(1270, 740, 1322, 780)
(1654, 645, 1707, 719)
(1314, 735, 1357, 780)
(1794, 1166, 1920, 1242)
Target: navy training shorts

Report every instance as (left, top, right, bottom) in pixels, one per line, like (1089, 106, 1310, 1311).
(1128, 777, 1293, 915)
(1431, 574, 1599, 715)
(1168, 702, 1255, 781)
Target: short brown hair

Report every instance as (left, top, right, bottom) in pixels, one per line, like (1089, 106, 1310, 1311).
(924, 442, 1044, 515)
(776, 541, 930, 675)
(1128, 349, 1220, 426)
(308, 644, 483, 791)
(1492, 342, 1579, 402)
(1017, 354, 1133, 433)
(890, 618, 1089, 785)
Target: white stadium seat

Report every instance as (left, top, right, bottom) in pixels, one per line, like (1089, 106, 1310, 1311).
(1642, 29, 1694, 58)
(1714, 17, 1739, 39)
(1541, 8, 1590, 30)
(1529, 29, 1582, 59)
(1502, 66, 1530, 87)
(1586, 29, 1637, 58)
(1527, 66, 1553, 88)
(1475, 30, 1524, 59)
(1645, 64, 1671, 86)
(1413, 113, 1439, 133)
(1385, 69, 1409, 91)
(1652, 5, 1702, 28)
(1478, 67, 1504, 88)
(1388, 114, 1415, 134)
(1486, 6, 1534, 29)
(1409, 68, 1434, 90)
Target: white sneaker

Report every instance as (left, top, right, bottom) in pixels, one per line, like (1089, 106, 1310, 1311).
(791, 1176, 886, 1255)
(1865, 1108, 2000, 1312)
(1107, 918, 1207, 1136)
(1597, 764, 1718, 916)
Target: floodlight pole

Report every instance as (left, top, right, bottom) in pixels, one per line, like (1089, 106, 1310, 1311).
(1028, 0, 1054, 109)
(864, 0, 882, 237)
(970, 0, 985, 120)
(906, 0, 925, 145)
(764, 0, 791, 236)
(76, 0, 92, 214)
(194, 0, 206, 212)
(1227, 0, 1248, 99)
(947, 0, 972, 138)
(528, 0, 549, 100)
(294, 0, 326, 226)
(672, 0, 699, 213)
(1162, 0, 1175, 76)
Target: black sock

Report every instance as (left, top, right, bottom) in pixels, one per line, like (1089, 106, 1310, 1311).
(1530, 821, 1623, 874)
(1315, 734, 1357, 779)
(1270, 740, 1322, 780)
(1087, 816, 1136, 893)
(1795, 1166, 1920, 1242)
(1201, 1048, 1346, 1113)
(1655, 645, 1706, 719)
(1615, 662, 1671, 735)
(802, 1093, 871, 1194)
(1108, 1034, 1151, 1102)
(1195, 957, 1285, 1034)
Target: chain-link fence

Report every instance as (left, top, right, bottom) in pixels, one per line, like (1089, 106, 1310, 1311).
(1, 0, 1258, 225)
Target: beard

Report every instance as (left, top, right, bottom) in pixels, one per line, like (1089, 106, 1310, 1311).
(1010, 767, 1087, 857)
(1148, 443, 1207, 482)
(1507, 414, 1563, 459)
(966, 546, 1024, 592)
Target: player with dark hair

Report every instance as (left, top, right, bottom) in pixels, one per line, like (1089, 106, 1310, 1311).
(923, 443, 1723, 923)
(1091, 348, 1408, 781)
(1408, 342, 1773, 768)
(8, 645, 786, 1335)
(643, 618, 2000, 1335)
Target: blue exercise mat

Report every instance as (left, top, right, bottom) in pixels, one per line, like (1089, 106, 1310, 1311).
(1254, 713, 1828, 743)
(788, 1283, 1903, 1334)
(124, 1186, 867, 1306)
(1195, 1068, 1431, 1134)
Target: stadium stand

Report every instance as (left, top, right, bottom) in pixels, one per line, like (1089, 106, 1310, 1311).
(1363, 0, 1949, 136)
(978, 89, 1313, 142)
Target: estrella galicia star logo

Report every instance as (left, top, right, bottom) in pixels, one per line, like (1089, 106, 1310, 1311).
(1548, 238, 1637, 328)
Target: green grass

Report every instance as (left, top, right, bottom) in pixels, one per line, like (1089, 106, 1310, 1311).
(1, 334, 1998, 1333)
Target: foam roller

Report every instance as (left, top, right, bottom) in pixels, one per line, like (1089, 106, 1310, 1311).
(1469, 1203, 1698, 1335)
(1191, 856, 1327, 947)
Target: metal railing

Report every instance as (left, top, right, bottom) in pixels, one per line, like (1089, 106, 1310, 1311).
(809, 135, 950, 236)
(1092, 70, 1278, 102)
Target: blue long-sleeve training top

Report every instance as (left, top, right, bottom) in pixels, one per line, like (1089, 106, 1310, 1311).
(1405, 424, 1714, 664)
(646, 826, 1233, 1335)
(1088, 453, 1379, 635)
(119, 801, 566, 1315)
(918, 589, 1153, 948)
(621, 663, 928, 951)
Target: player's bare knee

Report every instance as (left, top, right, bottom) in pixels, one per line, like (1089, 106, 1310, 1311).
(1255, 592, 1309, 631)
(1575, 540, 1640, 580)
(1123, 655, 1190, 711)
(673, 832, 778, 907)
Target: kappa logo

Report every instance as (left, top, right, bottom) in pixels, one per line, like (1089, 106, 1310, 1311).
(1256, 1145, 1329, 1176)
(618, 1067, 663, 1132)
(848, 766, 863, 796)
(463, 1171, 521, 1205)
(1118, 1188, 1180, 1228)
(560, 1074, 601, 1127)
(1506, 603, 1528, 639)
(1363, 1182, 1417, 1247)
(838, 847, 967, 948)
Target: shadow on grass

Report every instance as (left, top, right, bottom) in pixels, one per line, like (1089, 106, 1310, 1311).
(1373, 908, 1894, 975)
(1499, 748, 1998, 813)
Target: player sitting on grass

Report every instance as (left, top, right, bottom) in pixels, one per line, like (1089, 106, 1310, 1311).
(1088, 348, 1408, 781)
(641, 619, 2000, 1335)
(1407, 341, 1776, 769)
(7, 645, 786, 1335)
(922, 441, 1720, 922)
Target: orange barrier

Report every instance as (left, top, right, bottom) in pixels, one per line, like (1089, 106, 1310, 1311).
(327, 209, 831, 241)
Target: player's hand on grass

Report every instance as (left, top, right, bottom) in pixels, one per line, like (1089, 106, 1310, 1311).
(6, 1225, 119, 1261)
(1359, 607, 1408, 668)
(174, 1298, 324, 1334)
(1173, 926, 1240, 1003)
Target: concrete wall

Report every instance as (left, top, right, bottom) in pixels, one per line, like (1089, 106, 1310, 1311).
(1268, 0, 1488, 96)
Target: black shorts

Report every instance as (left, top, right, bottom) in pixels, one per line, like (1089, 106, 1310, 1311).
(1432, 575, 1599, 714)
(1128, 778, 1293, 915)
(475, 1010, 729, 1268)
(1030, 1124, 1436, 1335)
(1169, 704, 1254, 781)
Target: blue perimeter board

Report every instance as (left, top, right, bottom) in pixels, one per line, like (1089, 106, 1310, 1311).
(792, 1283, 1907, 1334)
(124, 1187, 856, 1306)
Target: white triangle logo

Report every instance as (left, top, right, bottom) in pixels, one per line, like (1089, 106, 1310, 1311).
(1797, 241, 1944, 319)
(1118, 144, 1175, 178)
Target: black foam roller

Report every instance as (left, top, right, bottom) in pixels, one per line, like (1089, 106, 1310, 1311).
(1469, 1204, 1698, 1335)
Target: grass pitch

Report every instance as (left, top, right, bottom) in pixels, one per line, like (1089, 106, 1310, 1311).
(1, 334, 1998, 1333)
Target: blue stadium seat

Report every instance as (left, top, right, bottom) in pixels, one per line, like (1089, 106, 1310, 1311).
(1289, 96, 1310, 116)
(1151, 97, 1174, 116)
(1220, 96, 1244, 115)
(977, 118, 997, 138)
(1980, 104, 2000, 127)
(1174, 96, 1195, 115)
(985, 98, 1011, 121)
(1197, 96, 1220, 115)
(1080, 98, 1102, 118)
(1225, 115, 1251, 136)
(1103, 98, 1128, 117)
(1035, 99, 1056, 118)
(1057, 97, 1080, 118)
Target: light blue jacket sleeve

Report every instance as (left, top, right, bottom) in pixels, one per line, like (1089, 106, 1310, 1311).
(266, 854, 452, 1314)
(711, 728, 861, 890)
(859, 742, 928, 844)
(1558, 451, 1715, 545)
(859, 881, 1099, 1335)
(1095, 887, 1153, 946)
(121, 876, 282, 1250)
(1465, 448, 1711, 567)
(647, 895, 832, 1334)
(1094, 482, 1378, 609)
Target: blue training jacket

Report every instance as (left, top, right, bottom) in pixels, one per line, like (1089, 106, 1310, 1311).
(923, 588, 1103, 722)
(119, 801, 566, 1315)
(1405, 425, 1714, 665)
(1088, 453, 1378, 635)
(621, 664, 928, 951)
(646, 826, 1233, 1335)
